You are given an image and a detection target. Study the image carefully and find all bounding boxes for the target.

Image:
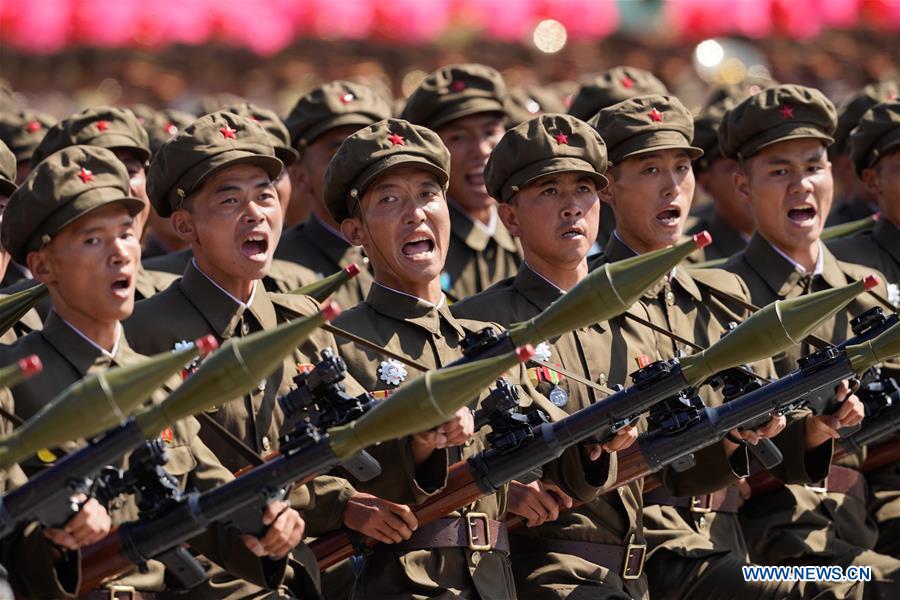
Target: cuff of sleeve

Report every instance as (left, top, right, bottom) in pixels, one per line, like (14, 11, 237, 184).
(769, 414, 834, 484)
(661, 442, 744, 497)
(303, 476, 357, 537)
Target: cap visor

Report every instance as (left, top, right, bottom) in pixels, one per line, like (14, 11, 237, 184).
(429, 99, 507, 130)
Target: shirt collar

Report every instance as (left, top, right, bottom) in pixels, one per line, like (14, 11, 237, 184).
(313, 213, 350, 243)
(609, 230, 678, 280)
(366, 282, 463, 338)
(447, 199, 517, 252)
(57, 316, 121, 360)
(191, 258, 257, 309)
(768, 241, 825, 276)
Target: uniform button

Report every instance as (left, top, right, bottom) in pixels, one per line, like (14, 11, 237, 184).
(598, 373, 607, 386)
(618, 488, 625, 495)
(257, 379, 267, 392)
(464, 438, 474, 447)
(470, 551, 481, 565)
(241, 321, 251, 336)
(262, 436, 272, 452)
(698, 516, 706, 528)
(665, 291, 676, 306)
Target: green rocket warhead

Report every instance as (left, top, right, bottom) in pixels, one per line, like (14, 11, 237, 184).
(508, 232, 712, 347)
(0, 337, 217, 469)
(133, 300, 341, 435)
(328, 345, 535, 459)
(0, 284, 48, 338)
(678, 275, 880, 386)
(846, 317, 900, 374)
(820, 214, 877, 242)
(0, 355, 42, 391)
(290, 264, 361, 303)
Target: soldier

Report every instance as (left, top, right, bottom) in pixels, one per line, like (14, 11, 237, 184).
(0, 140, 41, 343)
(0, 106, 56, 184)
(592, 93, 857, 600)
(272, 81, 391, 308)
(828, 99, 900, 558)
(718, 84, 899, 595)
(401, 64, 522, 301)
(31, 105, 180, 300)
(826, 81, 899, 226)
(320, 117, 543, 599)
(688, 85, 757, 262)
(0, 144, 304, 597)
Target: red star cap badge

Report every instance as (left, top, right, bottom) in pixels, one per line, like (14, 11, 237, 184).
(164, 123, 177, 136)
(26, 120, 42, 133)
(388, 133, 405, 146)
(78, 167, 94, 183)
(649, 108, 663, 122)
(780, 105, 794, 119)
(95, 120, 109, 132)
(620, 76, 634, 89)
(340, 93, 355, 104)
(451, 80, 466, 92)
(219, 125, 237, 139)
(554, 133, 569, 145)
(888, 92, 897, 101)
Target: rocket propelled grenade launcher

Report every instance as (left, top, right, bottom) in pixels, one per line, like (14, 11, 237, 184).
(290, 264, 361, 303)
(0, 283, 48, 338)
(451, 233, 711, 366)
(77, 345, 535, 587)
(0, 355, 42, 391)
(0, 337, 217, 470)
(0, 303, 338, 540)
(466, 276, 874, 494)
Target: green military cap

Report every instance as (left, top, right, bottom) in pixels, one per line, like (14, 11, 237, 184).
(401, 64, 509, 130)
(191, 93, 247, 117)
(832, 81, 899, 155)
(147, 110, 283, 218)
(719, 84, 837, 160)
(32, 106, 151, 166)
(220, 102, 299, 165)
(135, 106, 196, 158)
(0, 81, 20, 115)
(590, 94, 701, 165)
(285, 81, 392, 151)
(0, 108, 57, 163)
(485, 114, 608, 203)
(568, 66, 668, 122)
(506, 85, 568, 127)
(1, 145, 144, 264)
(693, 84, 755, 171)
(0, 140, 17, 197)
(323, 118, 450, 223)
(849, 100, 900, 175)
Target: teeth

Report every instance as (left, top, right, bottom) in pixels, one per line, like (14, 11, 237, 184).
(247, 235, 264, 242)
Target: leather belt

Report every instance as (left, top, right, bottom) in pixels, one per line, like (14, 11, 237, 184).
(86, 587, 161, 600)
(510, 534, 646, 580)
(802, 465, 866, 502)
(644, 485, 742, 514)
(389, 513, 510, 554)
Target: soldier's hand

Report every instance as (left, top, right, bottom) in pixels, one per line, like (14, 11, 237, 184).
(44, 495, 111, 550)
(411, 407, 475, 461)
(732, 413, 787, 445)
(508, 480, 573, 527)
(805, 380, 865, 448)
(343, 492, 417, 544)
(603, 425, 638, 453)
(735, 478, 752, 509)
(243, 501, 305, 559)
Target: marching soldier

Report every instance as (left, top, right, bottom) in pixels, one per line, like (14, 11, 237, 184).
(592, 93, 857, 599)
(0, 106, 56, 185)
(401, 64, 522, 301)
(719, 84, 898, 596)
(272, 81, 391, 308)
(0, 144, 303, 598)
(828, 99, 900, 558)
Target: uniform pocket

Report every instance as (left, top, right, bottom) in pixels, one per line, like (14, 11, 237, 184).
(164, 444, 198, 477)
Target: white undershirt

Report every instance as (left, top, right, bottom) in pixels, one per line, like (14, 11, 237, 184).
(374, 281, 446, 309)
(770, 241, 825, 276)
(59, 316, 121, 359)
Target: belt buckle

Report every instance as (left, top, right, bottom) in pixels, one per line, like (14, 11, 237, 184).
(622, 538, 647, 580)
(465, 512, 492, 552)
(690, 494, 712, 514)
(106, 585, 137, 600)
(804, 480, 828, 494)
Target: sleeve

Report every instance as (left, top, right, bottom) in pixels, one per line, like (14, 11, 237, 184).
(766, 409, 833, 485)
(659, 441, 749, 497)
(302, 476, 356, 537)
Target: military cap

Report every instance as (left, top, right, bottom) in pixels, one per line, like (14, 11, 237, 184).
(568, 67, 668, 122)
(191, 93, 247, 117)
(32, 106, 151, 166)
(220, 102, 298, 165)
(693, 84, 755, 171)
(506, 85, 568, 127)
(147, 111, 283, 218)
(719, 84, 837, 160)
(849, 100, 900, 175)
(136, 106, 196, 157)
(1, 145, 144, 264)
(0, 81, 20, 115)
(0, 140, 17, 197)
(832, 81, 900, 155)
(590, 94, 701, 164)
(323, 118, 450, 223)
(0, 108, 57, 163)
(401, 64, 509, 130)
(485, 114, 608, 203)
(285, 81, 392, 151)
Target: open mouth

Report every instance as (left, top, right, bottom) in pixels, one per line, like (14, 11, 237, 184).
(110, 274, 132, 296)
(241, 234, 269, 260)
(402, 236, 436, 258)
(656, 206, 682, 226)
(787, 205, 817, 225)
(465, 168, 486, 188)
(560, 223, 586, 240)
